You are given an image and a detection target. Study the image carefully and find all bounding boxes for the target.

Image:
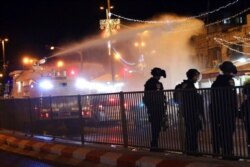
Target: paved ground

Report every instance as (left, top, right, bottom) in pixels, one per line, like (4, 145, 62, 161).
(0, 142, 112, 167)
(33, 117, 249, 157)
(0, 132, 249, 167)
(0, 150, 55, 167)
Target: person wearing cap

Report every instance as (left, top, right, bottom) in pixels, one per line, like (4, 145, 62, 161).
(210, 61, 238, 158)
(143, 67, 166, 151)
(175, 69, 204, 155)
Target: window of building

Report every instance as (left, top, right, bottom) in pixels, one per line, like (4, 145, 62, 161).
(223, 19, 230, 24)
(208, 47, 221, 68)
(222, 16, 246, 27)
(227, 43, 243, 60)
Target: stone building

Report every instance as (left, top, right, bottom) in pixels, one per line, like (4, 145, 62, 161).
(194, 14, 250, 87)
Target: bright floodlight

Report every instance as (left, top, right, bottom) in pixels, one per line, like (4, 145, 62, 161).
(75, 78, 89, 89)
(39, 80, 53, 90)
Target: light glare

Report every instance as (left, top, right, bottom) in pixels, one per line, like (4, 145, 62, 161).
(238, 57, 247, 63)
(39, 80, 53, 90)
(57, 61, 64, 67)
(75, 78, 89, 89)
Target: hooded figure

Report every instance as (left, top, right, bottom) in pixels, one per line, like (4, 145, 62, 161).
(210, 61, 238, 158)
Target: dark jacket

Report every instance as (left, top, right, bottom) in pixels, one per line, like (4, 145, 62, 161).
(179, 80, 204, 126)
(239, 85, 250, 124)
(144, 77, 164, 91)
(240, 98, 250, 124)
(210, 74, 237, 129)
(143, 77, 165, 116)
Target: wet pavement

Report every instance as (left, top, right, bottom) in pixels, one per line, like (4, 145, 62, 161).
(0, 150, 56, 167)
(0, 142, 112, 167)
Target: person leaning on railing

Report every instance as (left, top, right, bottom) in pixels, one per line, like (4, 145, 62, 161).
(239, 79, 250, 156)
(209, 61, 238, 159)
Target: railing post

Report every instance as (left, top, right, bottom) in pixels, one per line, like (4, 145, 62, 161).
(119, 91, 128, 148)
(11, 98, 15, 135)
(28, 97, 34, 137)
(78, 95, 85, 146)
(0, 99, 2, 130)
(49, 96, 55, 140)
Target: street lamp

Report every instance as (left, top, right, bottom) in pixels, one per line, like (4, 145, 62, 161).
(50, 46, 55, 50)
(99, 0, 120, 84)
(56, 60, 64, 68)
(0, 38, 8, 75)
(114, 52, 121, 60)
(22, 57, 30, 65)
(22, 56, 37, 67)
(134, 41, 146, 71)
(100, 5, 113, 10)
(134, 41, 146, 48)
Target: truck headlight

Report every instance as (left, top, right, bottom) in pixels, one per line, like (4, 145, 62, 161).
(39, 80, 53, 90)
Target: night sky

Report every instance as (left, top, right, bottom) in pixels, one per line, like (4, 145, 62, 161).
(0, 0, 249, 71)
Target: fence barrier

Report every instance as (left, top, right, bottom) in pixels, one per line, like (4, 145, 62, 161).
(0, 86, 249, 159)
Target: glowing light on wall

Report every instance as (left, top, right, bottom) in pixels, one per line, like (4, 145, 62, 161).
(238, 57, 247, 63)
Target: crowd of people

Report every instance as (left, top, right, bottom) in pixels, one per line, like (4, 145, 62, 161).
(143, 61, 250, 159)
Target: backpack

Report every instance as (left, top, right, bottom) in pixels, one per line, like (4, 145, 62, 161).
(173, 83, 183, 104)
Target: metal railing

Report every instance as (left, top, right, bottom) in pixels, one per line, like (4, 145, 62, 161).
(0, 87, 249, 159)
